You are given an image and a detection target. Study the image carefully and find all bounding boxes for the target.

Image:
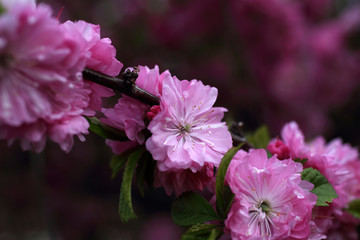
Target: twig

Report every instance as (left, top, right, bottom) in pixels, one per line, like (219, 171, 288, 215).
(83, 68, 253, 149)
(82, 68, 160, 106)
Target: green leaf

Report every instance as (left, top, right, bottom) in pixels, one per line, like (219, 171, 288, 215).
(86, 117, 129, 141)
(224, 186, 235, 216)
(301, 168, 338, 206)
(294, 158, 308, 165)
(0, 3, 5, 15)
(110, 154, 128, 179)
(118, 148, 144, 222)
(181, 224, 222, 240)
(135, 151, 154, 197)
(110, 146, 140, 179)
(172, 192, 221, 226)
(346, 199, 360, 218)
(246, 125, 270, 149)
(215, 144, 243, 218)
(207, 228, 223, 240)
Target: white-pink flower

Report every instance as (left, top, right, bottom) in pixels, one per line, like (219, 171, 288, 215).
(225, 149, 317, 240)
(146, 75, 232, 172)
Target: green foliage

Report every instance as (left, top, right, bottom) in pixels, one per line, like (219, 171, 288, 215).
(346, 199, 360, 218)
(294, 158, 308, 165)
(246, 125, 270, 149)
(135, 151, 155, 197)
(118, 148, 144, 222)
(86, 117, 128, 141)
(301, 168, 338, 206)
(215, 144, 243, 218)
(110, 151, 132, 179)
(0, 3, 5, 15)
(171, 192, 221, 226)
(181, 224, 223, 240)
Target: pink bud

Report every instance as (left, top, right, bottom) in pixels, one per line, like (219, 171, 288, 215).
(146, 105, 161, 121)
(267, 138, 290, 160)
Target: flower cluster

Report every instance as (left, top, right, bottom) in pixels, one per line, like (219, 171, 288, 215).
(1, 0, 360, 239)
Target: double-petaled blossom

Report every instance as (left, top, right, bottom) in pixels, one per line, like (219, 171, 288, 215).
(146, 75, 232, 172)
(270, 121, 360, 238)
(61, 20, 123, 115)
(225, 149, 317, 240)
(0, 0, 122, 152)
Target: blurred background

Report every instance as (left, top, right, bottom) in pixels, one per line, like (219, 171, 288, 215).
(1, 0, 360, 239)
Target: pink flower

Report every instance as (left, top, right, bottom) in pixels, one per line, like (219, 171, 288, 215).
(280, 121, 360, 207)
(102, 65, 170, 146)
(146, 75, 232, 172)
(0, 0, 92, 152)
(276, 121, 360, 236)
(225, 149, 316, 239)
(154, 163, 213, 197)
(61, 20, 123, 116)
(266, 138, 290, 160)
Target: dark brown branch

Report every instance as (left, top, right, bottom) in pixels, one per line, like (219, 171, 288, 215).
(83, 68, 253, 149)
(82, 68, 160, 106)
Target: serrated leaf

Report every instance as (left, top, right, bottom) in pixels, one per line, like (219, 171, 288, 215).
(118, 148, 144, 222)
(216, 144, 243, 218)
(246, 125, 270, 149)
(301, 167, 338, 206)
(86, 117, 129, 141)
(181, 224, 221, 240)
(346, 199, 360, 218)
(172, 192, 221, 226)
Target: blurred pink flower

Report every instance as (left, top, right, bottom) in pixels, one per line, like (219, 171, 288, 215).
(225, 149, 316, 239)
(231, 0, 360, 135)
(0, 0, 91, 152)
(61, 20, 123, 115)
(146, 75, 232, 172)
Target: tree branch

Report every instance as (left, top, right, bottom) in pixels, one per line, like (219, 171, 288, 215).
(83, 68, 253, 149)
(82, 68, 160, 106)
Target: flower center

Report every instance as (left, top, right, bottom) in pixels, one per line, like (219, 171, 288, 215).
(178, 124, 191, 134)
(258, 200, 272, 214)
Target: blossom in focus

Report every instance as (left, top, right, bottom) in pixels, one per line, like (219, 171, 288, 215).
(146, 75, 232, 172)
(225, 149, 316, 240)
